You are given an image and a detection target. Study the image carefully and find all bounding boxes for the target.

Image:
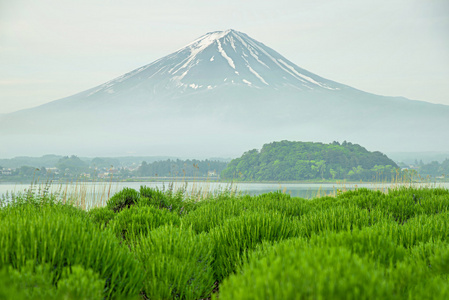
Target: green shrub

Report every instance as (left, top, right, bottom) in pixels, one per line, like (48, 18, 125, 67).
(309, 223, 407, 266)
(0, 204, 143, 299)
(181, 196, 246, 233)
(385, 252, 439, 298)
(106, 187, 140, 212)
(2, 190, 59, 209)
(336, 187, 384, 202)
(297, 204, 391, 237)
(182, 192, 310, 234)
(108, 205, 181, 241)
(139, 185, 198, 215)
(414, 188, 449, 216)
(3, 186, 449, 299)
(133, 225, 214, 299)
(334, 211, 449, 251)
(408, 275, 449, 300)
(0, 261, 107, 300)
(56, 265, 105, 300)
(219, 240, 392, 300)
(139, 186, 169, 208)
(307, 194, 350, 211)
(395, 212, 449, 248)
(409, 240, 449, 275)
(0, 192, 89, 221)
(249, 191, 311, 217)
(382, 192, 424, 223)
(210, 210, 299, 281)
(87, 206, 115, 229)
(339, 188, 449, 224)
(0, 260, 56, 300)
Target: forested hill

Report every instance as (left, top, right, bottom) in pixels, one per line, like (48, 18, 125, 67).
(221, 141, 399, 181)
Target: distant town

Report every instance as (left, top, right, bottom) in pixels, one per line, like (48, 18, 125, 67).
(0, 155, 228, 182)
(0, 153, 447, 183)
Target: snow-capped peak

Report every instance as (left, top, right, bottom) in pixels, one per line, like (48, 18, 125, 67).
(88, 29, 342, 98)
(179, 29, 234, 51)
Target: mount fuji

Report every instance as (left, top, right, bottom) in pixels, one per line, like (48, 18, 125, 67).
(1, 29, 448, 157)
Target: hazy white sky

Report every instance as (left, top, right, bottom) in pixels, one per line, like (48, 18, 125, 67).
(1, 0, 448, 113)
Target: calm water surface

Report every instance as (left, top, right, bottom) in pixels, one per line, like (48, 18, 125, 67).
(1, 181, 448, 207)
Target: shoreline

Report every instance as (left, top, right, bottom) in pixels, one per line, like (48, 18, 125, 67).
(1, 178, 448, 185)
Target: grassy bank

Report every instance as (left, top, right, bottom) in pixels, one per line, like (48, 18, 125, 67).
(1, 185, 449, 299)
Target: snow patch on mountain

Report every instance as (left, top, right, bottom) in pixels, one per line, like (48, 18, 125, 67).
(217, 39, 236, 69)
(171, 31, 231, 75)
(247, 65, 268, 85)
(278, 59, 334, 90)
(229, 36, 237, 52)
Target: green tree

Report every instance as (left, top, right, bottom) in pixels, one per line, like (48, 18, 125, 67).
(56, 155, 89, 175)
(221, 140, 399, 181)
(419, 161, 440, 177)
(18, 166, 37, 177)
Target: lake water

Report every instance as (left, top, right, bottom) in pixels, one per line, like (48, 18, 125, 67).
(1, 181, 448, 208)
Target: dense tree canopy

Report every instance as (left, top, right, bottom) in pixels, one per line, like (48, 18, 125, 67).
(56, 155, 89, 175)
(90, 157, 121, 169)
(418, 159, 449, 178)
(221, 141, 399, 181)
(137, 159, 227, 178)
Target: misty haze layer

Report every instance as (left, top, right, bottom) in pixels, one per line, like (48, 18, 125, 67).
(1, 30, 448, 158)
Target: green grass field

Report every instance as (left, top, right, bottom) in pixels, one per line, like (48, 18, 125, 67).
(1, 185, 449, 299)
